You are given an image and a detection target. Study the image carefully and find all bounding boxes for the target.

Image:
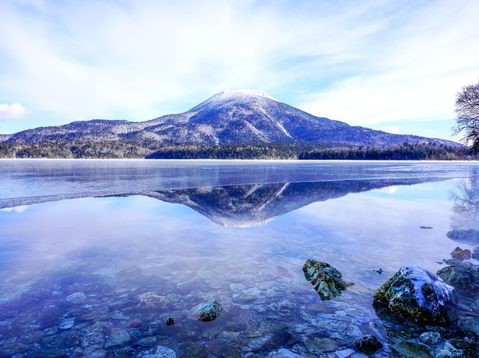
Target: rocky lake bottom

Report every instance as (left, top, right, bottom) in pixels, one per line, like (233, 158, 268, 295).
(1, 161, 479, 357)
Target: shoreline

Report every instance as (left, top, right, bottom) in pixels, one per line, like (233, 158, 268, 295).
(1, 158, 479, 163)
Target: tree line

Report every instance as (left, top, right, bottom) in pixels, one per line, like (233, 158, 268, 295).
(0, 141, 472, 160)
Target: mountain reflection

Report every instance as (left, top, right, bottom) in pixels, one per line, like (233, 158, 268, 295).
(450, 168, 479, 230)
(143, 178, 440, 227)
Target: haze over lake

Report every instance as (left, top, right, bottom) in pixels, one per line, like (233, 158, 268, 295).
(1, 160, 479, 356)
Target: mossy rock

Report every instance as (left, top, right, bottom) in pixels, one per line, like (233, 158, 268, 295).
(373, 266, 456, 325)
(437, 260, 479, 295)
(303, 259, 353, 300)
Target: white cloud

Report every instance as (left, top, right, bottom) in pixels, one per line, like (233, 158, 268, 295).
(0, 0, 477, 130)
(0, 1, 409, 122)
(0, 103, 26, 120)
(299, 0, 479, 126)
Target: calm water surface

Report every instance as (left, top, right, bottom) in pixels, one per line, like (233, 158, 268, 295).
(0, 160, 478, 357)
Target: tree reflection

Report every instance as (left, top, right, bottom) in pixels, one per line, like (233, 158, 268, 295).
(450, 168, 479, 229)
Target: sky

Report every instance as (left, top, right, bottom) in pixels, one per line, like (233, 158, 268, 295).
(0, 0, 478, 141)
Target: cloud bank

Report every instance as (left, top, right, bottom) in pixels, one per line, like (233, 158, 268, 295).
(0, 103, 26, 120)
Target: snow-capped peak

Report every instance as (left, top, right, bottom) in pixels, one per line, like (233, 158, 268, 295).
(211, 89, 276, 101)
(189, 89, 276, 112)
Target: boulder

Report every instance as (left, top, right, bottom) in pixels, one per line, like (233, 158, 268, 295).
(447, 229, 479, 244)
(302, 259, 352, 300)
(437, 260, 479, 294)
(373, 266, 456, 325)
(354, 335, 383, 355)
(190, 300, 222, 322)
(450, 247, 471, 261)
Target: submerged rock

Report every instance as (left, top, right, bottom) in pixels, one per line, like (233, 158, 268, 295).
(179, 342, 208, 357)
(391, 341, 432, 358)
(138, 292, 166, 307)
(437, 260, 479, 294)
(266, 348, 301, 358)
(435, 342, 463, 358)
(354, 335, 383, 355)
(59, 317, 75, 330)
(104, 327, 130, 348)
(473, 246, 479, 260)
(190, 300, 222, 322)
(140, 346, 176, 358)
(65, 291, 87, 304)
(450, 247, 472, 261)
(256, 331, 294, 353)
(373, 266, 456, 325)
(304, 337, 338, 354)
(458, 317, 479, 336)
(137, 337, 157, 347)
(302, 259, 352, 300)
(447, 229, 479, 244)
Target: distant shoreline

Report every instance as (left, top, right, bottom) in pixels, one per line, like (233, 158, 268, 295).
(1, 158, 479, 163)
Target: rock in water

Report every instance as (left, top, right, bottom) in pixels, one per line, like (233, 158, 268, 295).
(190, 300, 222, 322)
(373, 266, 456, 325)
(355, 335, 383, 355)
(437, 260, 479, 294)
(302, 259, 352, 300)
(447, 229, 479, 244)
(450, 247, 472, 261)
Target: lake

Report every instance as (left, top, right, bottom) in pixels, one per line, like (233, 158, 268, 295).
(0, 160, 478, 357)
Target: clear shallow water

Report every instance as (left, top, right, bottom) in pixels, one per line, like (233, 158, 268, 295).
(0, 160, 479, 357)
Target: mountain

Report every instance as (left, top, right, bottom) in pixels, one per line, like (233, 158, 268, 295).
(5, 90, 458, 148)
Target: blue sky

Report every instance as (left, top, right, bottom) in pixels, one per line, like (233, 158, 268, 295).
(0, 0, 478, 141)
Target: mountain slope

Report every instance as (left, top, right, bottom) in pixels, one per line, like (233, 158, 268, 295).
(6, 90, 458, 147)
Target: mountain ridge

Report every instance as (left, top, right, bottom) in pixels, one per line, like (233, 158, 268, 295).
(5, 90, 459, 148)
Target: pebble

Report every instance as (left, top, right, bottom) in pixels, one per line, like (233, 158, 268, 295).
(65, 291, 87, 303)
(335, 348, 355, 358)
(59, 317, 75, 330)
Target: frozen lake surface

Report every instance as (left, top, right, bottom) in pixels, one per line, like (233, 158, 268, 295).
(1, 160, 478, 357)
